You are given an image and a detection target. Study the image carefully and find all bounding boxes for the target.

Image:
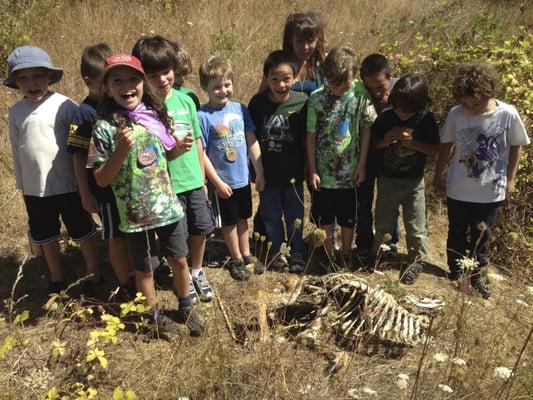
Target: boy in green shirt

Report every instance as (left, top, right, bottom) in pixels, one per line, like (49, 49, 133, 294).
(133, 36, 214, 302)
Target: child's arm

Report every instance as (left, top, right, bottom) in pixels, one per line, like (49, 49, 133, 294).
(306, 131, 320, 190)
(93, 126, 134, 187)
(400, 133, 438, 156)
(433, 142, 455, 192)
(354, 126, 371, 184)
(375, 129, 400, 149)
(246, 132, 265, 192)
(506, 145, 522, 194)
(166, 131, 193, 160)
(8, 113, 23, 190)
(73, 153, 99, 213)
(203, 152, 233, 199)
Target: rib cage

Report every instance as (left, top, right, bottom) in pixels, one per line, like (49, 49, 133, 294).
(280, 273, 437, 347)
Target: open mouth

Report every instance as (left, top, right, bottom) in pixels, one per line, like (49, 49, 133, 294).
(121, 91, 137, 100)
(28, 89, 42, 96)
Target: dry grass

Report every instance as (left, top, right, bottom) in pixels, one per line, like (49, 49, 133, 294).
(0, 0, 532, 399)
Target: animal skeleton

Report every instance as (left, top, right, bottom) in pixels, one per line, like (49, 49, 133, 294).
(272, 273, 444, 347)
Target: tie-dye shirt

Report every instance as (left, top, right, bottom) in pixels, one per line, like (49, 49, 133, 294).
(307, 81, 376, 189)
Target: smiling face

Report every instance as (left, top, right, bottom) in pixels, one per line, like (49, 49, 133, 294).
(13, 67, 51, 102)
(362, 72, 391, 109)
(266, 63, 295, 103)
(104, 66, 144, 110)
(145, 67, 175, 98)
(291, 33, 318, 64)
(204, 74, 233, 107)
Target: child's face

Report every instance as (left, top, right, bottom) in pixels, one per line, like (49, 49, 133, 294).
(326, 76, 354, 97)
(13, 67, 50, 102)
(146, 67, 175, 98)
(291, 33, 318, 63)
(205, 74, 233, 107)
(266, 64, 295, 103)
(458, 96, 491, 116)
(362, 72, 391, 107)
(83, 76, 105, 100)
(393, 105, 416, 121)
(104, 67, 144, 110)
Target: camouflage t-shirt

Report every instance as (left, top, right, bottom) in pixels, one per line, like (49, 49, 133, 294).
(307, 81, 376, 189)
(87, 119, 184, 233)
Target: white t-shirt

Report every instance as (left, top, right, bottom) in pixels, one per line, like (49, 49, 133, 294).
(8, 91, 79, 197)
(440, 100, 530, 203)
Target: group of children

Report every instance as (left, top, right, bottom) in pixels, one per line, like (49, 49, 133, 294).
(5, 19, 530, 336)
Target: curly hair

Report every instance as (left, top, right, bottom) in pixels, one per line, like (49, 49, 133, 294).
(453, 62, 500, 101)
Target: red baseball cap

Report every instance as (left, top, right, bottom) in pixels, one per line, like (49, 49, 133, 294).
(103, 54, 144, 80)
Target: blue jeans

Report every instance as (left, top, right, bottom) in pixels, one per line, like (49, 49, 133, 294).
(259, 182, 305, 254)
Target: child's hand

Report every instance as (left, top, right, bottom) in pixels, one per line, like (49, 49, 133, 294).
(116, 126, 135, 155)
(81, 192, 99, 214)
(353, 163, 365, 185)
(215, 181, 233, 199)
(382, 130, 400, 146)
(173, 131, 194, 154)
(433, 173, 446, 193)
(254, 171, 265, 192)
(308, 172, 321, 191)
(506, 178, 516, 195)
(399, 129, 413, 147)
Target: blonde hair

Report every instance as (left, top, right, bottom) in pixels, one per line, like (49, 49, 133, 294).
(199, 56, 233, 89)
(321, 46, 357, 85)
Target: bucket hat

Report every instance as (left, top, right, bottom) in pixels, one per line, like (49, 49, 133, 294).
(102, 54, 145, 81)
(3, 46, 63, 89)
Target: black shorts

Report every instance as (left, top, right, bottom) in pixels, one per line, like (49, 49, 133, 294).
(125, 219, 188, 272)
(217, 184, 252, 226)
(311, 188, 357, 228)
(100, 200, 123, 240)
(178, 187, 215, 236)
(23, 192, 96, 244)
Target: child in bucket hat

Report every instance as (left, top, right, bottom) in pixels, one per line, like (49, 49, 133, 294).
(5, 46, 101, 296)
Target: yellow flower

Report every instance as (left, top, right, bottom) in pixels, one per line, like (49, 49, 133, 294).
(311, 229, 327, 249)
(293, 218, 302, 229)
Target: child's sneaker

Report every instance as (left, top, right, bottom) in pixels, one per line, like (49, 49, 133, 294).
(270, 254, 289, 270)
(177, 307, 207, 337)
(146, 311, 181, 340)
(448, 268, 464, 282)
(243, 255, 265, 275)
(471, 272, 491, 299)
(381, 243, 399, 260)
(191, 270, 214, 302)
(353, 249, 373, 271)
(289, 252, 306, 274)
(401, 262, 423, 285)
(227, 259, 251, 281)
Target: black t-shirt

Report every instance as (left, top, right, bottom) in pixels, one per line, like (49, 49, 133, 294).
(372, 107, 439, 179)
(248, 91, 307, 187)
(67, 97, 114, 203)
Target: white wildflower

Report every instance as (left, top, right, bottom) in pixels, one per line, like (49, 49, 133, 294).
(347, 388, 359, 399)
(493, 366, 513, 380)
(397, 373, 409, 381)
(451, 357, 466, 366)
(186, 21, 193, 26)
(438, 384, 454, 394)
(456, 256, 478, 272)
(433, 352, 449, 362)
(527, 286, 533, 295)
(396, 374, 409, 389)
(298, 384, 312, 394)
(362, 387, 377, 396)
(516, 299, 529, 307)
(463, 299, 474, 305)
(487, 272, 506, 282)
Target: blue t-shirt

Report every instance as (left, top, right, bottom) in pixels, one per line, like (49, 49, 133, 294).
(198, 101, 256, 189)
(292, 70, 324, 96)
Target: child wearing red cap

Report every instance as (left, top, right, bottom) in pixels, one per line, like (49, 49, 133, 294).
(5, 46, 100, 296)
(87, 54, 206, 337)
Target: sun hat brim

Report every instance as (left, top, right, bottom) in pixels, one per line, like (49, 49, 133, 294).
(3, 62, 63, 89)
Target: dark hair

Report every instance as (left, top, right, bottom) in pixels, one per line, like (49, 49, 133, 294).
(321, 46, 357, 85)
(80, 43, 112, 79)
(132, 35, 180, 74)
(453, 62, 500, 101)
(98, 70, 173, 130)
(282, 11, 325, 79)
(360, 53, 391, 79)
(389, 75, 430, 113)
(262, 50, 298, 76)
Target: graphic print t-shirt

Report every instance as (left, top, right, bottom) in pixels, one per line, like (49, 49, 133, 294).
(248, 91, 307, 186)
(198, 101, 256, 189)
(87, 119, 184, 233)
(440, 100, 530, 203)
(372, 107, 439, 179)
(307, 81, 376, 189)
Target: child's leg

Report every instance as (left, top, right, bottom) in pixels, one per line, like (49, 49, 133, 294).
(108, 237, 133, 285)
(401, 178, 429, 264)
(223, 224, 242, 260)
(340, 227, 355, 256)
(282, 182, 305, 255)
(336, 189, 357, 257)
(41, 240, 63, 282)
(355, 173, 376, 252)
(136, 271, 157, 306)
(79, 236, 101, 281)
(372, 177, 402, 257)
(469, 201, 502, 269)
(126, 230, 159, 306)
(311, 188, 336, 255)
(259, 186, 284, 253)
(446, 198, 471, 278)
(321, 224, 335, 256)
(237, 219, 251, 257)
